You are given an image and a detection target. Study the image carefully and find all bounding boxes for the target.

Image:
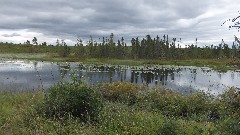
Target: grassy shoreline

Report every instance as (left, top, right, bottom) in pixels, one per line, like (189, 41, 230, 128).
(1, 53, 240, 71)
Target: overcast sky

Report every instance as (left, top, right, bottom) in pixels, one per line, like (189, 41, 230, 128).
(0, 0, 240, 46)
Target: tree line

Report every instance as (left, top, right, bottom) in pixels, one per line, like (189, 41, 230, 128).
(3, 33, 240, 59)
(69, 33, 240, 59)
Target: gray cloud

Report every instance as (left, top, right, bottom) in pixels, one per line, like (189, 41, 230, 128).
(2, 33, 21, 37)
(0, 0, 239, 45)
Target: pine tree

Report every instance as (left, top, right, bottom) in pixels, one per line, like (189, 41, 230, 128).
(32, 37, 38, 45)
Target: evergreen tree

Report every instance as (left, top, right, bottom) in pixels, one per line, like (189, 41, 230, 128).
(56, 39, 61, 46)
(75, 39, 85, 57)
(42, 42, 47, 46)
(117, 40, 124, 58)
(58, 39, 70, 57)
(109, 33, 116, 57)
(131, 38, 136, 59)
(32, 37, 38, 45)
(88, 35, 94, 57)
(26, 40, 30, 45)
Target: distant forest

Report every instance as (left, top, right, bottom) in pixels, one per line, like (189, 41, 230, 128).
(1, 33, 240, 59)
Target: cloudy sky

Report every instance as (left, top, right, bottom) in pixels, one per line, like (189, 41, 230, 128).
(0, 0, 240, 46)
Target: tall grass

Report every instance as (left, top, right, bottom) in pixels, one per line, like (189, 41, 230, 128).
(1, 51, 238, 71)
(1, 82, 240, 134)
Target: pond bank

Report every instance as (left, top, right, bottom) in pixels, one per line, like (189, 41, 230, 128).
(1, 53, 240, 71)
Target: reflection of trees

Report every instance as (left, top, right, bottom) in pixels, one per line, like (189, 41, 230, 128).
(140, 72, 155, 84)
(170, 72, 175, 80)
(74, 64, 181, 87)
(131, 71, 134, 83)
(78, 64, 85, 71)
(108, 70, 114, 82)
(190, 69, 197, 81)
(231, 72, 235, 80)
(131, 71, 139, 83)
(33, 61, 38, 70)
(131, 68, 175, 86)
(159, 69, 175, 85)
(217, 73, 222, 80)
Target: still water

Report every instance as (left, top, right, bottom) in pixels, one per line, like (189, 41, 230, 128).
(0, 60, 240, 94)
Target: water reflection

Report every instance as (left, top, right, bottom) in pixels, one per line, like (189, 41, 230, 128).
(0, 60, 240, 95)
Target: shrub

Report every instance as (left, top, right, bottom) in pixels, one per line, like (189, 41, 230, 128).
(185, 92, 212, 116)
(220, 87, 240, 116)
(142, 88, 187, 117)
(142, 88, 213, 118)
(41, 80, 103, 123)
(218, 117, 240, 134)
(206, 100, 221, 121)
(159, 119, 178, 135)
(97, 82, 144, 105)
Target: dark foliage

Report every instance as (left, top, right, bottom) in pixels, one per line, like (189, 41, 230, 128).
(41, 80, 103, 123)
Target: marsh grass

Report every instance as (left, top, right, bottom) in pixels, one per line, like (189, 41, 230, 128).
(1, 50, 239, 71)
(18, 56, 240, 71)
(1, 83, 240, 134)
(0, 90, 98, 134)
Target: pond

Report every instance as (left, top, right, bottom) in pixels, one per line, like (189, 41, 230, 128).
(0, 60, 240, 95)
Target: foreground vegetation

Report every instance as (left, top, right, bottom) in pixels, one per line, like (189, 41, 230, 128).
(1, 79, 240, 134)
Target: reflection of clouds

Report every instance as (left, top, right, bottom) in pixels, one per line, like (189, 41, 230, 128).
(218, 71, 240, 89)
(173, 76, 190, 86)
(0, 61, 35, 72)
(169, 67, 240, 94)
(0, 60, 61, 91)
(170, 75, 209, 90)
(0, 60, 59, 72)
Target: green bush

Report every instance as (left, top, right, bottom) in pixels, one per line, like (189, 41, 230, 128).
(185, 92, 212, 116)
(220, 87, 240, 116)
(218, 117, 240, 134)
(139, 88, 186, 117)
(41, 80, 103, 123)
(159, 119, 178, 135)
(206, 100, 221, 121)
(97, 82, 145, 105)
(140, 88, 213, 118)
